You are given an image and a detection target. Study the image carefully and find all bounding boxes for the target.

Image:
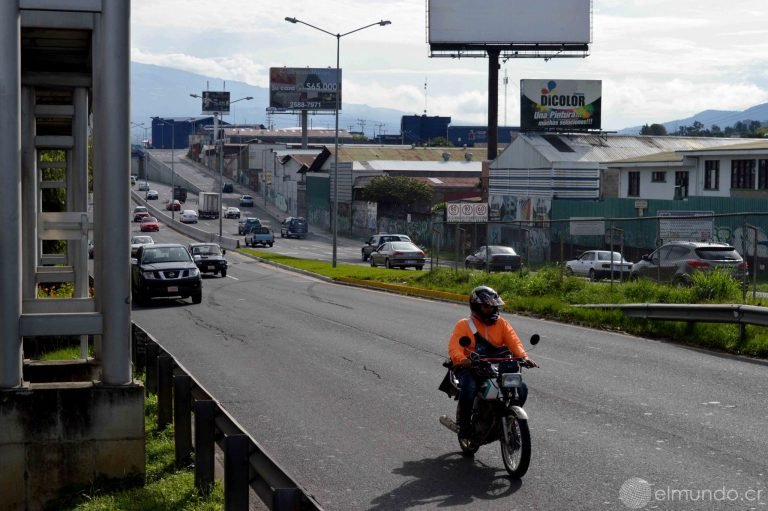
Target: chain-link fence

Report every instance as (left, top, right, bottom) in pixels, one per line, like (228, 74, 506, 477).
(432, 212, 768, 285)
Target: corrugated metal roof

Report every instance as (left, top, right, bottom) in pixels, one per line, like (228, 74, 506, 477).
(335, 146, 477, 162)
(520, 133, 754, 163)
(678, 139, 768, 153)
(354, 175, 476, 188)
(610, 151, 683, 164)
(351, 160, 481, 172)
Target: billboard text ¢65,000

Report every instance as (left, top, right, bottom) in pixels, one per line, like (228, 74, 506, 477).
(269, 67, 341, 111)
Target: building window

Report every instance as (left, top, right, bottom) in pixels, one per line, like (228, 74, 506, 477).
(628, 171, 640, 197)
(704, 160, 719, 190)
(651, 171, 666, 182)
(731, 159, 755, 190)
(759, 159, 768, 190)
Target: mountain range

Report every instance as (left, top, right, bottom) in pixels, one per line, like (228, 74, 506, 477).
(131, 62, 768, 140)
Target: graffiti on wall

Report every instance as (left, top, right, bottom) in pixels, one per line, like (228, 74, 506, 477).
(490, 194, 551, 225)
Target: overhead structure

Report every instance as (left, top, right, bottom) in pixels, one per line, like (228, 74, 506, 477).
(426, 0, 593, 159)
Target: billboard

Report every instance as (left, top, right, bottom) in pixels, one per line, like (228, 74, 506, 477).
(520, 79, 602, 131)
(428, 0, 591, 54)
(269, 67, 341, 111)
(199, 91, 230, 114)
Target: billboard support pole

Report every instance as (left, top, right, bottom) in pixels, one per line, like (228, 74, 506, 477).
(487, 49, 499, 161)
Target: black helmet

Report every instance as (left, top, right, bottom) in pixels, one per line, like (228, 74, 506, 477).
(469, 286, 505, 324)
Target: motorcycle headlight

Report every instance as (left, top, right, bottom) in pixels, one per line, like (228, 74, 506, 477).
(501, 373, 522, 388)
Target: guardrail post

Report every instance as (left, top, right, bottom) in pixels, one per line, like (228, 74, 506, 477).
(194, 400, 216, 494)
(157, 355, 173, 430)
(146, 342, 159, 394)
(174, 375, 192, 468)
(273, 488, 301, 510)
(224, 434, 250, 511)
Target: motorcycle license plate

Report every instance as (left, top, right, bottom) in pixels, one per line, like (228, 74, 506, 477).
(167, 286, 178, 293)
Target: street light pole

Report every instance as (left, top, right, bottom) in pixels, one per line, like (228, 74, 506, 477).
(189, 94, 252, 238)
(285, 17, 391, 267)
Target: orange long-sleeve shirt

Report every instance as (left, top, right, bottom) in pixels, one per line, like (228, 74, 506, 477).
(448, 315, 527, 365)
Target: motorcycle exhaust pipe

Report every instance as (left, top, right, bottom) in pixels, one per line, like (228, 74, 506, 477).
(439, 415, 459, 433)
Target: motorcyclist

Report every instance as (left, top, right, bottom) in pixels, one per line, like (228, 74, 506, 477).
(448, 285, 538, 440)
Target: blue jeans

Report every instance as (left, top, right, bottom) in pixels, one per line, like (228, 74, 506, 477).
(455, 368, 528, 437)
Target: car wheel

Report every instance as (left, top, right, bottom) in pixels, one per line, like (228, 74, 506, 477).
(465, 261, 470, 269)
(269, 242, 273, 247)
(416, 266, 423, 271)
(565, 266, 574, 276)
(370, 257, 376, 268)
(588, 269, 597, 282)
(362, 252, 368, 262)
(385, 258, 392, 269)
(192, 290, 202, 304)
(221, 269, 227, 278)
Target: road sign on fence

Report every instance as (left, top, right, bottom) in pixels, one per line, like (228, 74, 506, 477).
(658, 210, 714, 242)
(447, 202, 488, 223)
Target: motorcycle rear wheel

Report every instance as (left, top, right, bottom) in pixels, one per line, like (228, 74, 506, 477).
(500, 416, 531, 478)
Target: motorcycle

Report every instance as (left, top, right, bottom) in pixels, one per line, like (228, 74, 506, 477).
(439, 334, 539, 478)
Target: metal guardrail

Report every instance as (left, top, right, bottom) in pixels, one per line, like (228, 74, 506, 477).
(132, 323, 323, 511)
(576, 303, 768, 327)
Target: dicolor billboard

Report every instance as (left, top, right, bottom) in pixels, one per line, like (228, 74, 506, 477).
(520, 79, 601, 131)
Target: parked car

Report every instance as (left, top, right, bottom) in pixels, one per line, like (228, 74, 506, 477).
(224, 207, 241, 219)
(131, 243, 201, 305)
(280, 216, 308, 239)
(146, 189, 159, 200)
(165, 199, 182, 211)
(238, 217, 261, 235)
(130, 235, 155, 257)
(222, 183, 234, 193)
(180, 209, 198, 224)
(140, 216, 160, 232)
(189, 243, 228, 277)
(239, 194, 254, 207)
(362, 233, 412, 261)
(630, 241, 748, 286)
(369, 241, 425, 270)
(566, 250, 633, 281)
(464, 245, 523, 272)
(137, 181, 150, 191)
(133, 210, 150, 222)
(244, 225, 274, 248)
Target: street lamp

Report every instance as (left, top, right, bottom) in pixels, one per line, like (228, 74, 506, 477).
(152, 117, 176, 222)
(189, 94, 253, 238)
(285, 16, 391, 267)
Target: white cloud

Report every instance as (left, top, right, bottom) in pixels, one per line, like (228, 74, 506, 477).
(131, 0, 768, 131)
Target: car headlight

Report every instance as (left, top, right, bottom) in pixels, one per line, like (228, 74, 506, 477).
(188, 267, 200, 277)
(141, 271, 156, 279)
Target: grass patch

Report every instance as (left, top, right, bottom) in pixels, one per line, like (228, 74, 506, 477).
(241, 248, 768, 358)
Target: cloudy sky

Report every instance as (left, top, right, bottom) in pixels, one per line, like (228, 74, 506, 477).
(132, 0, 768, 131)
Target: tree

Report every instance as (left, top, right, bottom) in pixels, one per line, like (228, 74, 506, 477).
(426, 136, 452, 147)
(361, 176, 433, 216)
(640, 123, 668, 136)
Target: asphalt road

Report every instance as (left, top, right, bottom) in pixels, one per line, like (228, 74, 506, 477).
(132, 228, 768, 510)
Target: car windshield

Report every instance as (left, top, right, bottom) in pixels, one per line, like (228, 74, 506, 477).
(191, 245, 220, 256)
(132, 236, 153, 244)
(390, 242, 418, 251)
(695, 247, 741, 261)
(488, 246, 517, 255)
(142, 247, 190, 263)
(142, 217, 157, 222)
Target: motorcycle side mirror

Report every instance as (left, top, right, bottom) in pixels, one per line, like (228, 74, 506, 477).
(529, 334, 540, 345)
(459, 336, 472, 347)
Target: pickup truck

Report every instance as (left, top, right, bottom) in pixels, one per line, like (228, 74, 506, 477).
(244, 225, 274, 248)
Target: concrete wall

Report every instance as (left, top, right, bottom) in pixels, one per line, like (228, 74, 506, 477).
(0, 382, 145, 511)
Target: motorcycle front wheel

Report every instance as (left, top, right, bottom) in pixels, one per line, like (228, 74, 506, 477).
(500, 416, 531, 478)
